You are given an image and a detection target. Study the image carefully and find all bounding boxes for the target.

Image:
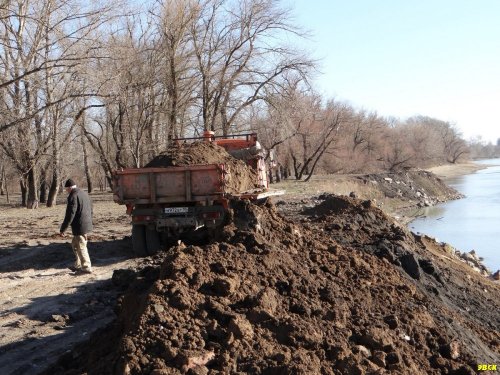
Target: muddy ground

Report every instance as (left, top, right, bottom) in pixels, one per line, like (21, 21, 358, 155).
(0, 171, 499, 375)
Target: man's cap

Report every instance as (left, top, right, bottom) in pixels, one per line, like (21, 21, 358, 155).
(64, 179, 76, 187)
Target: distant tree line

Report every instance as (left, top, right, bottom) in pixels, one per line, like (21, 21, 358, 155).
(255, 93, 470, 179)
(468, 137, 500, 160)
(0, 0, 484, 207)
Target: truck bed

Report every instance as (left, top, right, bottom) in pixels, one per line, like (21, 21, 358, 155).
(113, 164, 226, 205)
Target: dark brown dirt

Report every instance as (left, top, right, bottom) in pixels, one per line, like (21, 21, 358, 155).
(145, 141, 260, 194)
(46, 196, 500, 375)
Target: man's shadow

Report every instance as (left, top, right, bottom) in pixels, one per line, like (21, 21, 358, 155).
(0, 236, 135, 273)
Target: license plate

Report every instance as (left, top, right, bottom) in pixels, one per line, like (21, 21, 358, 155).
(164, 207, 189, 214)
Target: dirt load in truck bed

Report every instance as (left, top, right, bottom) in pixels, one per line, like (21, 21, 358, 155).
(144, 141, 260, 194)
(47, 196, 500, 375)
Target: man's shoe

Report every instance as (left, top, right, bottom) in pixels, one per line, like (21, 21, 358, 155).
(69, 266, 81, 272)
(72, 268, 92, 275)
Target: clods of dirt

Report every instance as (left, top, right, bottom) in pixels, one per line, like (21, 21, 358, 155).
(144, 141, 260, 194)
(47, 197, 500, 374)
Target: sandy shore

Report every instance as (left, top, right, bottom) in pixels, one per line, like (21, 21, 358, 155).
(426, 162, 487, 179)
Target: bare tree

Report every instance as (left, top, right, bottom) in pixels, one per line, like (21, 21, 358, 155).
(79, 111, 93, 193)
(152, 0, 199, 140)
(280, 94, 351, 180)
(379, 126, 414, 172)
(405, 116, 469, 165)
(0, 0, 118, 132)
(468, 136, 500, 159)
(83, 13, 174, 174)
(332, 110, 388, 173)
(0, 0, 120, 206)
(190, 0, 314, 135)
(254, 77, 309, 161)
(440, 123, 469, 163)
(0, 152, 14, 202)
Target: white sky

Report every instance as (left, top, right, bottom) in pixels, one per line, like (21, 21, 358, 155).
(288, 0, 500, 144)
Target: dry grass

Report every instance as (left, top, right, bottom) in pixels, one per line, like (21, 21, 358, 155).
(426, 162, 486, 179)
(274, 174, 379, 199)
(273, 174, 408, 215)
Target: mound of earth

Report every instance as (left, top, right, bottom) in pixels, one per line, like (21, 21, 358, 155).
(356, 170, 463, 207)
(145, 141, 260, 194)
(46, 196, 499, 375)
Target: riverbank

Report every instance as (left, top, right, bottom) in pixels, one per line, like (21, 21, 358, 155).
(426, 162, 487, 180)
(272, 167, 467, 224)
(272, 162, 488, 225)
(413, 160, 500, 275)
(273, 163, 499, 277)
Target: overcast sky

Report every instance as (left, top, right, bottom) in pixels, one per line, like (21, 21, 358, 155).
(287, 0, 500, 143)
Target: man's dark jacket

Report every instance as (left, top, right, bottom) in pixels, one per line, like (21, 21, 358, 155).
(60, 188, 93, 235)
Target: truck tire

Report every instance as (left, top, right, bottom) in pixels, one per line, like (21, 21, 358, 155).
(145, 227, 162, 255)
(131, 225, 148, 257)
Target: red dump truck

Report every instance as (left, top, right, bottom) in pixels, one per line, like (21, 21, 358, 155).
(113, 132, 283, 256)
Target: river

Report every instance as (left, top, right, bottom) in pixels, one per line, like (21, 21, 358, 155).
(409, 159, 500, 271)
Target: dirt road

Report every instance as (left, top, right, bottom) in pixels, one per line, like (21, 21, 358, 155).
(0, 195, 141, 374)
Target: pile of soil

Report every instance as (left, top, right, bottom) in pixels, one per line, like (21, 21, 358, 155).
(356, 170, 463, 207)
(145, 141, 260, 194)
(47, 196, 499, 374)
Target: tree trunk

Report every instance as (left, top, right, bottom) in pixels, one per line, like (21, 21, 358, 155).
(0, 166, 5, 195)
(20, 178, 27, 207)
(83, 142, 93, 193)
(39, 168, 47, 204)
(221, 106, 228, 136)
(276, 165, 282, 182)
(283, 163, 289, 179)
(291, 154, 303, 180)
(26, 167, 38, 209)
(39, 179, 47, 203)
(168, 52, 178, 140)
(80, 116, 93, 193)
(105, 172, 113, 190)
(47, 110, 60, 207)
(302, 135, 309, 176)
(5, 180, 9, 204)
(47, 171, 59, 207)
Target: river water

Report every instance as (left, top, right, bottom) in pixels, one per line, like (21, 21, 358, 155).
(409, 159, 500, 271)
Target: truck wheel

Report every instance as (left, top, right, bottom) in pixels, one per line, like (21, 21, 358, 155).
(131, 225, 148, 257)
(145, 227, 162, 255)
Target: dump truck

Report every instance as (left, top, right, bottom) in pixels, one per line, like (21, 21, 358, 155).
(113, 132, 283, 256)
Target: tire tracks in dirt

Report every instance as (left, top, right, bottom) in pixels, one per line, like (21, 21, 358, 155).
(0, 200, 141, 374)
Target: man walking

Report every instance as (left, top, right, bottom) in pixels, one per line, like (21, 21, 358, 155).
(60, 178, 93, 274)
